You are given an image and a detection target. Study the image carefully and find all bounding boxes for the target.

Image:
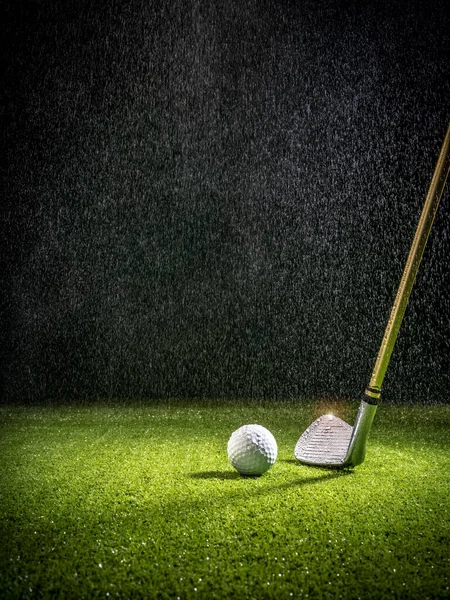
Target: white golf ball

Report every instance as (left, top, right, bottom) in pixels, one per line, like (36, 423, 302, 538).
(227, 424, 278, 476)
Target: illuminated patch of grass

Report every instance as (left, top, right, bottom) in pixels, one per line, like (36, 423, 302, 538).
(0, 402, 449, 598)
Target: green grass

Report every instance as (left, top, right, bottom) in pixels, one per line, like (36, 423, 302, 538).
(1, 401, 449, 599)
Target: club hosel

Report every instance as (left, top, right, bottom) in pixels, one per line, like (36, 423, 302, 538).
(344, 393, 379, 467)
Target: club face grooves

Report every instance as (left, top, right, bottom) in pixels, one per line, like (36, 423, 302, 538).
(294, 414, 353, 467)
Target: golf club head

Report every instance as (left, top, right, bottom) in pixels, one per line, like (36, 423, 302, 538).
(294, 400, 378, 468)
(294, 413, 353, 467)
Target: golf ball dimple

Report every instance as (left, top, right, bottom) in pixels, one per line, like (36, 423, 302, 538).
(227, 424, 278, 476)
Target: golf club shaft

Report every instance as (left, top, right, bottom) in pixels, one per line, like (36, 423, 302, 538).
(344, 124, 450, 467)
(366, 123, 450, 401)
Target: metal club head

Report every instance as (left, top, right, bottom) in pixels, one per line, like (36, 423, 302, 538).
(294, 414, 353, 467)
(294, 400, 378, 468)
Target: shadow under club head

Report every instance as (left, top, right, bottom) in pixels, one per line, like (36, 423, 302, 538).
(294, 413, 353, 467)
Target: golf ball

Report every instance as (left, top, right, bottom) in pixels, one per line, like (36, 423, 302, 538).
(227, 424, 278, 476)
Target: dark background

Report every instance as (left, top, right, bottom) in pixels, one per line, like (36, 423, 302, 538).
(2, 0, 449, 404)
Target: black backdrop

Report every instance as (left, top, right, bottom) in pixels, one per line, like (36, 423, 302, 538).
(2, 0, 449, 403)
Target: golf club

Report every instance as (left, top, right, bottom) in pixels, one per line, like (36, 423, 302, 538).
(295, 123, 450, 468)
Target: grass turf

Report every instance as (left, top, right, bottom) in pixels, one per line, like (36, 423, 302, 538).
(0, 401, 449, 599)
